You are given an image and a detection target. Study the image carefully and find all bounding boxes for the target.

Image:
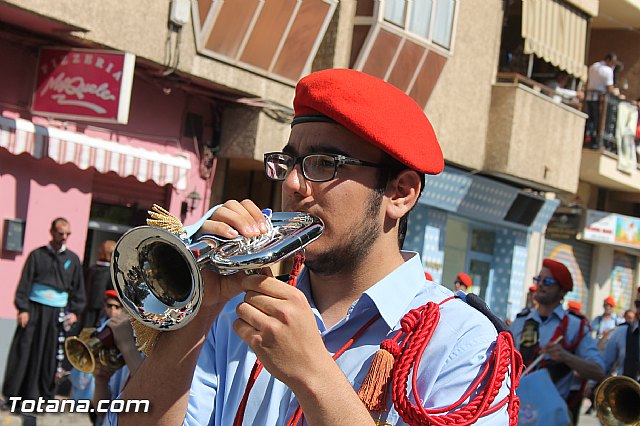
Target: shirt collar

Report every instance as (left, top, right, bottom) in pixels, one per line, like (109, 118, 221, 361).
(47, 243, 66, 254)
(295, 251, 426, 330)
(533, 304, 566, 322)
(361, 251, 425, 329)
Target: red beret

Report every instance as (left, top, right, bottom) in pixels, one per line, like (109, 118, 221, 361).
(567, 301, 582, 312)
(604, 296, 616, 307)
(456, 273, 472, 289)
(542, 259, 573, 292)
(425, 272, 433, 281)
(529, 285, 537, 292)
(104, 290, 119, 300)
(293, 69, 444, 174)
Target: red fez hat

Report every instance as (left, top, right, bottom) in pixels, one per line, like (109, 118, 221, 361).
(542, 259, 573, 292)
(456, 273, 472, 289)
(529, 285, 537, 292)
(604, 296, 616, 307)
(567, 301, 582, 312)
(425, 272, 433, 281)
(104, 290, 119, 300)
(292, 69, 444, 174)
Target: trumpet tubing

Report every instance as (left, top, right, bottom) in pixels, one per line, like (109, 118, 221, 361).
(111, 212, 323, 331)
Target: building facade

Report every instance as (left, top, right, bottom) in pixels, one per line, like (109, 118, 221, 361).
(1, 0, 639, 384)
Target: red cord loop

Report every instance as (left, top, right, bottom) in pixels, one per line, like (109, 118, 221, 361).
(381, 339, 401, 357)
(390, 301, 523, 426)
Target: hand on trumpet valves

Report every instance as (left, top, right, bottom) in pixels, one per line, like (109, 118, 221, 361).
(205, 199, 269, 240)
(198, 200, 274, 311)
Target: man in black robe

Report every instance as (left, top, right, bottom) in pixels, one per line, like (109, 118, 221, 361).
(2, 217, 85, 404)
(81, 240, 116, 328)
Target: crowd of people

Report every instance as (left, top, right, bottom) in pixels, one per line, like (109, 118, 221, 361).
(0, 69, 638, 426)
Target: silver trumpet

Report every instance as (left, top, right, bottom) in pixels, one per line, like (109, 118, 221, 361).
(111, 212, 323, 330)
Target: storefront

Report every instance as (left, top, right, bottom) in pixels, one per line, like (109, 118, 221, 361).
(0, 35, 215, 382)
(404, 165, 559, 321)
(579, 209, 640, 317)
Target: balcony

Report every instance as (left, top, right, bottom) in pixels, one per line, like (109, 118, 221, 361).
(581, 94, 640, 191)
(485, 73, 587, 194)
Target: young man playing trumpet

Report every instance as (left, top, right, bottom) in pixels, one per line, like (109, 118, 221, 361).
(109, 69, 520, 425)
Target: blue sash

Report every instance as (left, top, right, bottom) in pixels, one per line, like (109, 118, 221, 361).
(29, 283, 69, 308)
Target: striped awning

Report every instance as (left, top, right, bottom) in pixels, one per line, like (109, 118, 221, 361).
(0, 116, 191, 190)
(522, 0, 589, 81)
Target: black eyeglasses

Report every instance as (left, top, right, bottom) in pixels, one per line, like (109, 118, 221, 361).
(533, 276, 558, 286)
(264, 152, 383, 183)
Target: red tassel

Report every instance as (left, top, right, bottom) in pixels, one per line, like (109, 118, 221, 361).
(287, 253, 304, 287)
(357, 339, 399, 412)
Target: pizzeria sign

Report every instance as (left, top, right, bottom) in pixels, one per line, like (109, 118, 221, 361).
(31, 47, 135, 124)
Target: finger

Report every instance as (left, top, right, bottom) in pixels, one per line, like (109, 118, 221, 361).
(214, 201, 261, 237)
(243, 290, 287, 320)
(239, 199, 268, 233)
(241, 275, 297, 300)
(235, 301, 271, 333)
(232, 317, 263, 348)
(200, 219, 240, 239)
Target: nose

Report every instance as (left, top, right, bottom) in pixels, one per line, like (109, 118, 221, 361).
(282, 163, 310, 196)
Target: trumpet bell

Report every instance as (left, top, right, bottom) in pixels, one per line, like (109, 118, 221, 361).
(65, 327, 125, 373)
(65, 334, 97, 374)
(111, 212, 323, 331)
(595, 375, 640, 426)
(111, 226, 202, 331)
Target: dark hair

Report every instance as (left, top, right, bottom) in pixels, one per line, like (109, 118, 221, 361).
(50, 217, 69, 231)
(373, 153, 426, 248)
(605, 52, 617, 62)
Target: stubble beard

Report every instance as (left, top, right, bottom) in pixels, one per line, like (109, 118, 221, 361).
(305, 189, 384, 276)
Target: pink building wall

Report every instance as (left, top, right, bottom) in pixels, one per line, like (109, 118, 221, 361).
(0, 39, 215, 319)
(0, 151, 92, 319)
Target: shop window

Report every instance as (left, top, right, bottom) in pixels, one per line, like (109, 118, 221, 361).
(382, 0, 456, 50)
(504, 193, 544, 226)
(470, 228, 495, 255)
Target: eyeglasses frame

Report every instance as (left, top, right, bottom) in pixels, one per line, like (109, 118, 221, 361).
(264, 151, 384, 183)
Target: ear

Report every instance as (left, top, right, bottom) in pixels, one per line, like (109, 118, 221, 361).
(385, 169, 421, 220)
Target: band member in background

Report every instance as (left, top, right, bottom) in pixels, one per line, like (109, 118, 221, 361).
(3, 218, 85, 405)
(591, 296, 622, 351)
(109, 69, 519, 425)
(603, 296, 640, 379)
(511, 259, 604, 423)
(454, 273, 472, 292)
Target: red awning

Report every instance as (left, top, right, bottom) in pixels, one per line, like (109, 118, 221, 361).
(0, 115, 191, 190)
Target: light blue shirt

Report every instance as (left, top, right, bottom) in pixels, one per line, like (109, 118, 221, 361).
(511, 306, 604, 398)
(603, 322, 639, 376)
(108, 252, 511, 425)
(591, 314, 622, 339)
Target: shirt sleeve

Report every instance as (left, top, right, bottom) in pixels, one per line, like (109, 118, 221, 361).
(429, 332, 511, 424)
(603, 327, 623, 374)
(420, 306, 512, 425)
(576, 329, 605, 370)
(184, 326, 219, 426)
(604, 67, 614, 86)
(68, 254, 86, 314)
(15, 250, 38, 312)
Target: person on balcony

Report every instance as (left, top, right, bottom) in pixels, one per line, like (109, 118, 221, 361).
(545, 72, 583, 106)
(584, 53, 621, 144)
